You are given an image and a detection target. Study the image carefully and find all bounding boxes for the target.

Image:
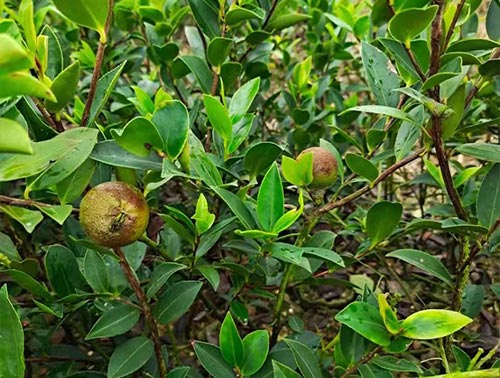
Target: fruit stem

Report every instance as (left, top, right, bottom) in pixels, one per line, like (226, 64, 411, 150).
(114, 247, 167, 377)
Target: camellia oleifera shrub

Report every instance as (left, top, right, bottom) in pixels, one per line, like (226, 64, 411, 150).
(0, 0, 499, 377)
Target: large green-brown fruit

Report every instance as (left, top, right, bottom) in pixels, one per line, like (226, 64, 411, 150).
(79, 181, 149, 247)
(297, 147, 338, 189)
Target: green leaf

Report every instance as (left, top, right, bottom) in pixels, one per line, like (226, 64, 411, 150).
(220, 312, 244, 367)
(108, 336, 154, 378)
(257, 163, 284, 231)
(395, 106, 424, 161)
(479, 59, 500, 77)
(0, 118, 32, 154)
(87, 62, 127, 126)
(146, 262, 187, 299)
(0, 285, 25, 378)
(281, 155, 313, 187)
(302, 247, 344, 267)
(45, 60, 80, 113)
(421, 72, 457, 91)
(203, 94, 233, 145)
(83, 249, 110, 293)
(268, 243, 311, 272)
(153, 281, 202, 324)
(0, 206, 43, 233)
(341, 105, 414, 123)
(0, 232, 20, 261)
(228, 114, 254, 154)
(345, 154, 379, 182)
(361, 42, 400, 107)
(3, 269, 52, 300)
(455, 143, 500, 162)
(90, 140, 163, 170)
(40, 25, 64, 80)
(386, 249, 453, 287)
(283, 339, 323, 378)
(187, 0, 220, 38)
(477, 164, 500, 229)
(442, 84, 465, 140)
(211, 187, 257, 230)
(358, 364, 393, 378)
(226, 5, 264, 27)
(366, 201, 402, 247)
(320, 138, 344, 182)
(389, 6, 438, 45)
(372, 356, 423, 374)
(45, 245, 87, 297)
(197, 265, 220, 291)
(0, 71, 56, 101)
(461, 284, 485, 318)
(52, 0, 110, 41)
(272, 360, 301, 378)
(56, 159, 96, 204)
(395, 87, 451, 117)
(266, 13, 312, 31)
(152, 101, 189, 160)
(240, 330, 269, 375)
(447, 38, 500, 53)
(192, 193, 216, 235)
(29, 128, 99, 191)
(193, 342, 236, 378)
(0, 34, 32, 75)
(86, 303, 141, 340)
(401, 309, 472, 339)
(207, 37, 233, 66)
(336, 302, 391, 346)
(229, 77, 260, 122)
(243, 142, 282, 178)
(176, 55, 213, 93)
(487, 0, 500, 40)
(377, 294, 401, 335)
(36, 205, 72, 225)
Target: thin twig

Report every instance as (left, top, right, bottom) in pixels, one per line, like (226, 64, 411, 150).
(442, 0, 467, 52)
(0, 195, 79, 213)
(340, 346, 383, 378)
(318, 148, 425, 214)
(404, 44, 426, 81)
(34, 101, 63, 132)
(114, 247, 167, 377)
(81, 0, 114, 127)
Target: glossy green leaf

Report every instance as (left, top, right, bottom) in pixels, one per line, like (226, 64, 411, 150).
(243, 142, 282, 178)
(266, 13, 312, 31)
(146, 262, 187, 299)
(442, 84, 465, 140)
(229, 77, 260, 122)
(52, 0, 109, 41)
(197, 265, 220, 291)
(3, 269, 52, 300)
(302, 247, 344, 266)
(152, 101, 189, 160)
(341, 105, 414, 123)
(377, 294, 401, 335)
(421, 72, 457, 91)
(45, 60, 80, 113)
(228, 114, 254, 154)
(272, 208, 302, 234)
(86, 303, 140, 340)
(203, 94, 233, 145)
(389, 6, 438, 45)
(56, 159, 96, 204)
(211, 187, 257, 229)
(36, 205, 72, 225)
(0, 34, 32, 75)
(207, 37, 233, 67)
(0, 118, 32, 154)
(395, 106, 424, 161)
(281, 154, 313, 187)
(401, 309, 472, 339)
(240, 330, 269, 375)
(386, 249, 453, 286)
(45, 245, 87, 297)
(226, 5, 263, 26)
(257, 163, 284, 231)
(176, 55, 213, 93)
(335, 302, 391, 346)
(0, 206, 43, 233)
(220, 312, 243, 367)
(0, 285, 25, 378)
(0, 71, 55, 101)
(108, 336, 154, 378)
(90, 140, 163, 170)
(395, 87, 452, 117)
(268, 243, 311, 272)
(272, 360, 301, 378)
(361, 42, 400, 107)
(87, 62, 126, 126)
(345, 154, 379, 182)
(477, 164, 500, 229)
(153, 281, 202, 324)
(284, 339, 323, 378)
(447, 38, 500, 53)
(83, 249, 109, 293)
(193, 342, 236, 378)
(187, 0, 220, 38)
(192, 193, 216, 235)
(455, 143, 500, 162)
(366, 201, 402, 247)
(487, 0, 500, 40)
(358, 364, 393, 378)
(441, 218, 488, 234)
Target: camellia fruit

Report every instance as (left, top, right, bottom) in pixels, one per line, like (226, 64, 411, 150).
(297, 146, 338, 189)
(79, 181, 149, 247)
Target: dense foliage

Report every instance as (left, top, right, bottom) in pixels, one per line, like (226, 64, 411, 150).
(0, 0, 499, 377)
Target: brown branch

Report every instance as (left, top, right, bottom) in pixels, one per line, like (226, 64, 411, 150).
(428, 0, 445, 78)
(442, 0, 467, 52)
(114, 247, 167, 377)
(81, 0, 114, 127)
(34, 101, 63, 132)
(318, 148, 425, 214)
(0, 195, 78, 213)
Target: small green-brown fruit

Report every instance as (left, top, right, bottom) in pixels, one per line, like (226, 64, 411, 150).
(79, 181, 149, 247)
(297, 147, 338, 189)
